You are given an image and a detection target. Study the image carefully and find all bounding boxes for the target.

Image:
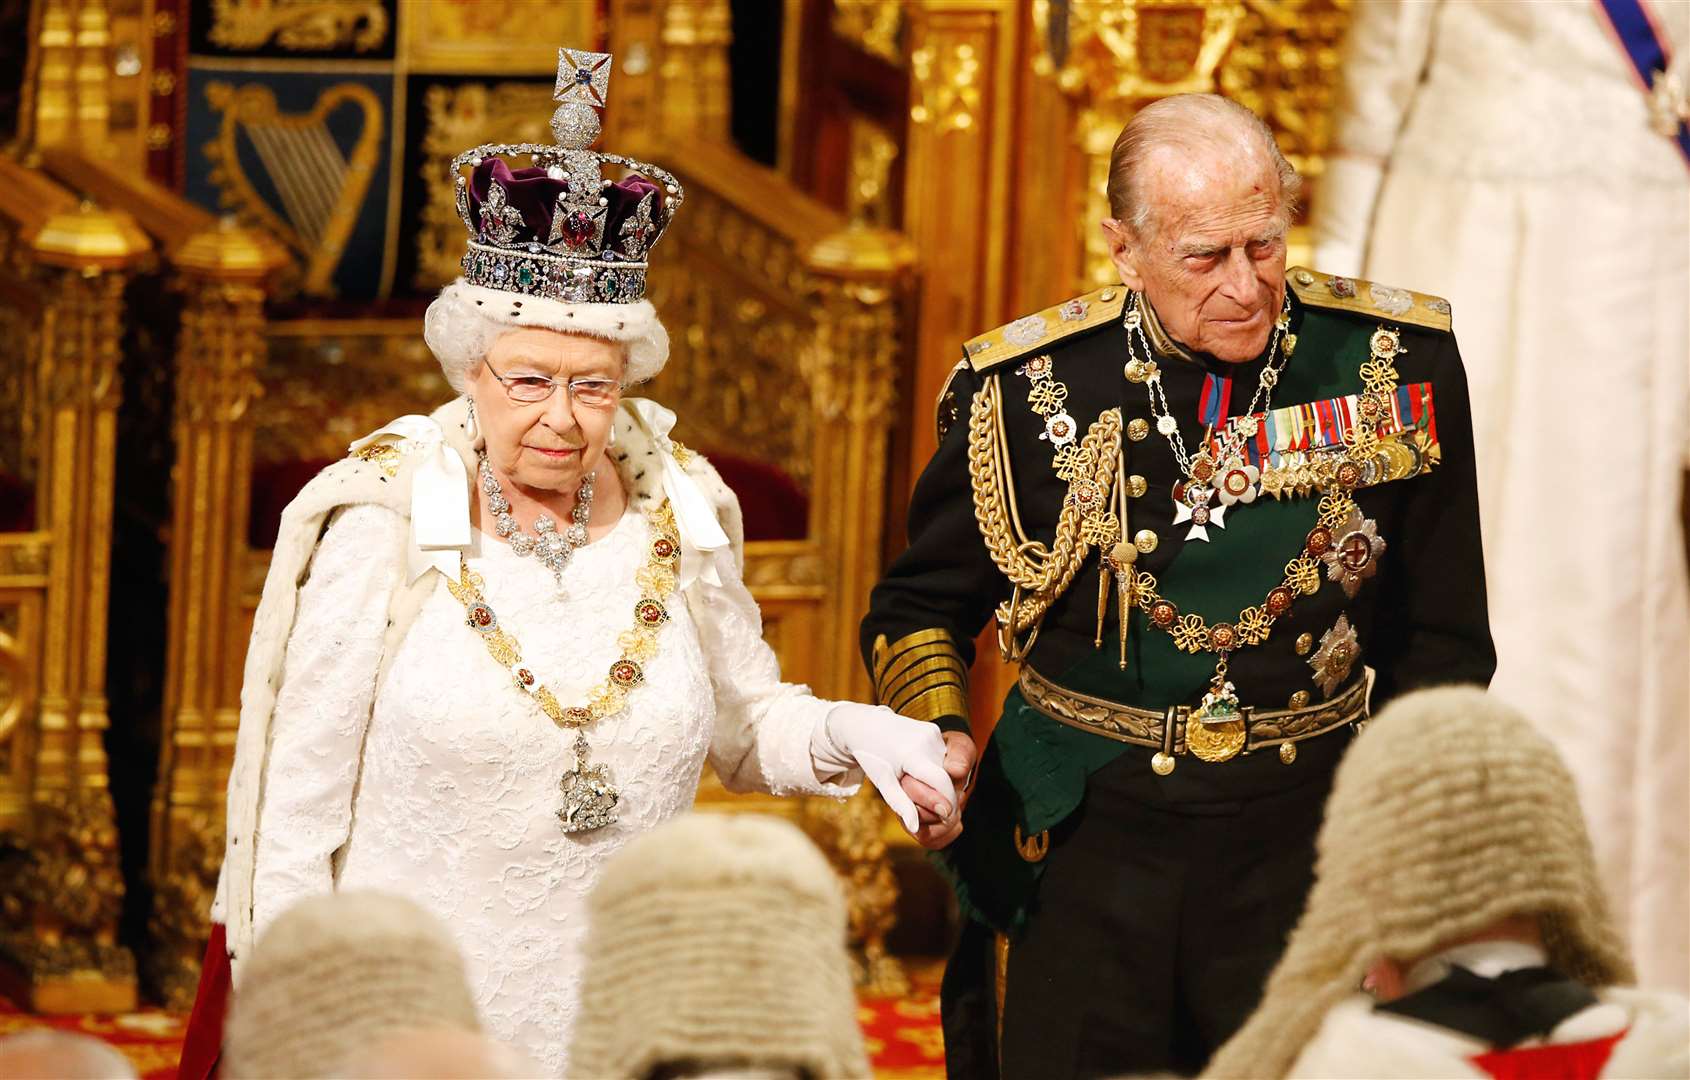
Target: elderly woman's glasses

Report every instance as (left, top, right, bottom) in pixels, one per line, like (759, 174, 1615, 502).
(485, 361, 621, 408)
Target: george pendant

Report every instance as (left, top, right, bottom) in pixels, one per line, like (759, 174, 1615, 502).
(1172, 484, 1226, 542)
(1186, 678, 1246, 763)
(557, 733, 619, 833)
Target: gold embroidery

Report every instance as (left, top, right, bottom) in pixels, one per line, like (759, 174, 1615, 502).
(967, 372, 1122, 646)
(348, 441, 401, 477)
(872, 629, 969, 724)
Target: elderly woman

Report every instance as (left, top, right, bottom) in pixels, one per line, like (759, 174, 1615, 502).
(182, 49, 957, 1078)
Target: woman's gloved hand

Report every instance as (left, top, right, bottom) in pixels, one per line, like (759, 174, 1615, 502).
(811, 703, 957, 836)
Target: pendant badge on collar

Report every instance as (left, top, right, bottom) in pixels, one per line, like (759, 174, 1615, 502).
(1125, 292, 1293, 542)
(1172, 482, 1226, 542)
(1186, 662, 1246, 764)
(558, 733, 619, 833)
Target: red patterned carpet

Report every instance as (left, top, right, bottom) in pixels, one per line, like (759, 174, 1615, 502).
(0, 965, 945, 1078)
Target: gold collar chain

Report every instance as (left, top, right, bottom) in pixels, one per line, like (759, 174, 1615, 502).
(997, 321, 1406, 768)
(444, 501, 683, 831)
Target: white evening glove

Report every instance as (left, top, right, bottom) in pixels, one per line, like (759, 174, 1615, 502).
(811, 703, 956, 834)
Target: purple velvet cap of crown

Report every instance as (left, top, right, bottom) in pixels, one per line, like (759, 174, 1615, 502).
(467, 158, 663, 259)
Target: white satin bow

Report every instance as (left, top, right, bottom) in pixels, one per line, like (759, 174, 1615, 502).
(623, 398, 733, 589)
(348, 415, 467, 583)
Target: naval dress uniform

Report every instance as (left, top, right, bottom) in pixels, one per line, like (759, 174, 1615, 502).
(862, 269, 1496, 1078)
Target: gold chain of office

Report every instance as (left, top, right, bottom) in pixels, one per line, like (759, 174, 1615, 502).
(968, 327, 1406, 657)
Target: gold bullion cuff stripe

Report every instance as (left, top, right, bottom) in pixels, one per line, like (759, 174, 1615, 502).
(873, 629, 969, 724)
(963, 285, 1129, 373)
(1288, 266, 1452, 333)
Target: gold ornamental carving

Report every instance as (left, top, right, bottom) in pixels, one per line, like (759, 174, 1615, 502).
(743, 547, 828, 590)
(832, 0, 905, 65)
(644, 193, 816, 492)
(402, 0, 598, 75)
(1218, 0, 1352, 180)
(175, 282, 268, 424)
(202, 81, 385, 296)
(845, 117, 900, 228)
(415, 82, 554, 291)
(21, 0, 117, 154)
(258, 323, 453, 465)
(911, 42, 983, 132)
(0, 790, 135, 1013)
(658, 0, 733, 141)
(804, 790, 909, 996)
(0, 594, 39, 758)
(145, 815, 223, 1009)
(1034, 0, 1246, 100)
(1031, 0, 1351, 287)
(152, 223, 283, 1008)
(207, 0, 389, 53)
(0, 303, 38, 490)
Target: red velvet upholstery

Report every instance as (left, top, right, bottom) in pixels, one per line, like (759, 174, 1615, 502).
(0, 471, 35, 533)
(697, 448, 808, 541)
(248, 459, 335, 550)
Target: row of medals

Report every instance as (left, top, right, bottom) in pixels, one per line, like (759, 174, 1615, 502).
(1122, 316, 1297, 768)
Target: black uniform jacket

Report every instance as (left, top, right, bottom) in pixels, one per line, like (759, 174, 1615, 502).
(862, 269, 1496, 930)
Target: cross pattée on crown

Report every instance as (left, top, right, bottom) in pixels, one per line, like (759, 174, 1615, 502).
(545, 47, 614, 252)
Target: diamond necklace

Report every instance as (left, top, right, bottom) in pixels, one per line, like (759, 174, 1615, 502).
(478, 451, 595, 586)
(1124, 292, 1294, 541)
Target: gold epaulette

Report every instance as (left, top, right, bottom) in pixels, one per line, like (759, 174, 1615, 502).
(1288, 266, 1452, 333)
(872, 629, 969, 725)
(963, 285, 1129, 373)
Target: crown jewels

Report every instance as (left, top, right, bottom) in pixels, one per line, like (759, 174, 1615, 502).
(450, 47, 683, 306)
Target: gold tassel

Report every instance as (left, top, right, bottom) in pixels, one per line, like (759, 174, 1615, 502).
(1116, 562, 1133, 670)
(1094, 562, 1110, 648)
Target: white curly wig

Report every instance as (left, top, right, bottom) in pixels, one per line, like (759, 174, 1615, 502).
(423, 280, 669, 393)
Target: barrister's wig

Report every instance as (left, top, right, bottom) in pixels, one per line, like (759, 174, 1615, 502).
(422, 46, 679, 391)
(1204, 686, 1633, 1079)
(567, 814, 872, 1079)
(223, 892, 482, 1078)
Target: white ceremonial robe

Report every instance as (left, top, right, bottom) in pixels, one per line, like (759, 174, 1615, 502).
(214, 398, 858, 1075)
(1312, 0, 1690, 993)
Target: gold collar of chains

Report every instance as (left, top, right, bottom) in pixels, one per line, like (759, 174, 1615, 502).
(970, 309, 1407, 766)
(967, 368, 1123, 660)
(444, 501, 683, 831)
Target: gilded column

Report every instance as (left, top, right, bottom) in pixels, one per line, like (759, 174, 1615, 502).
(899, 0, 1024, 721)
(901, 1, 1021, 478)
(23, 0, 114, 152)
(148, 222, 283, 1008)
(801, 224, 915, 997)
(801, 226, 915, 704)
(0, 195, 152, 1014)
(658, 0, 733, 143)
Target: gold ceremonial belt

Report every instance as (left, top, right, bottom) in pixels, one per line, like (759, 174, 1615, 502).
(1017, 664, 1367, 769)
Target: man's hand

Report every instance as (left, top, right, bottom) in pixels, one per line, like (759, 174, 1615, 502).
(816, 704, 957, 835)
(901, 730, 977, 850)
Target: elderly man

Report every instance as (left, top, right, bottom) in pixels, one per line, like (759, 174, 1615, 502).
(862, 94, 1495, 1077)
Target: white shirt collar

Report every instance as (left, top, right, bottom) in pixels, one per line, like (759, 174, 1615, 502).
(1404, 939, 1551, 994)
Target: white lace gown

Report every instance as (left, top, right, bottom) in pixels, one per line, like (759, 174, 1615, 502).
(248, 503, 848, 1075)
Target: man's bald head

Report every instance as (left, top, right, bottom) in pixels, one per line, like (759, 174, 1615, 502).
(1098, 95, 1298, 361)
(1107, 94, 1301, 239)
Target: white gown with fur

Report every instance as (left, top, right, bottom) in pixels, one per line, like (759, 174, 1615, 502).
(1312, 0, 1690, 993)
(246, 486, 848, 1074)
